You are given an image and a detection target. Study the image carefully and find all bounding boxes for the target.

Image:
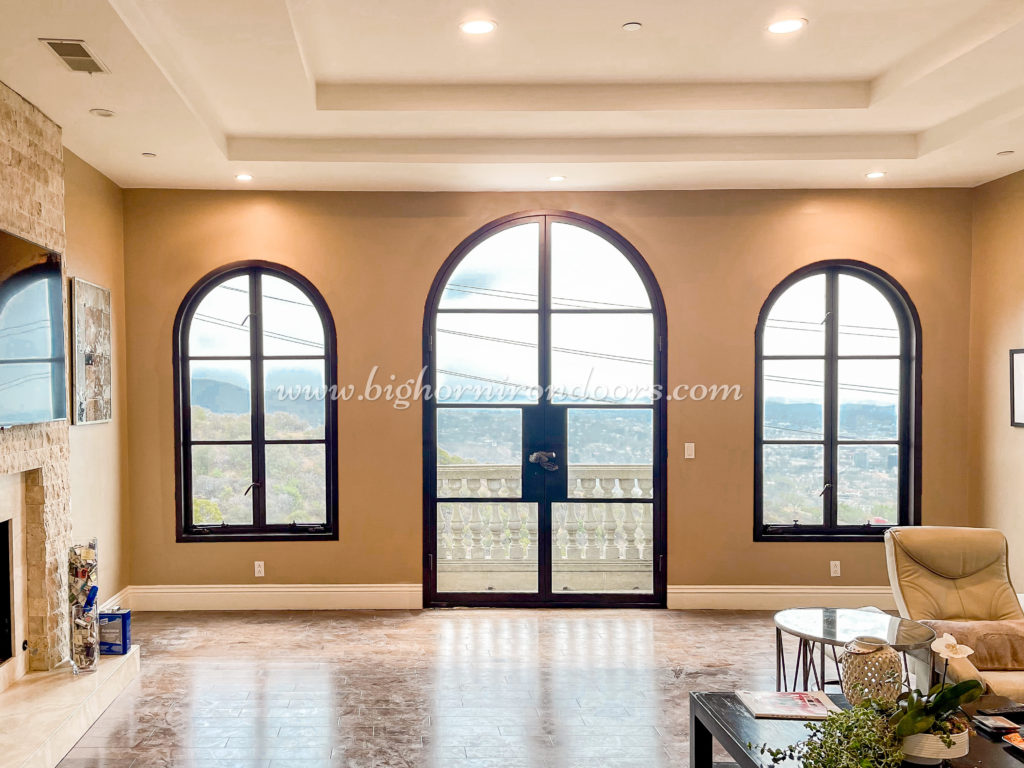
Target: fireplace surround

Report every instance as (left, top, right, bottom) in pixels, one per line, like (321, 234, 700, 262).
(0, 79, 72, 673)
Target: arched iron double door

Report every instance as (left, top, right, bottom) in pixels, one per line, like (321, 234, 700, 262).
(423, 211, 667, 607)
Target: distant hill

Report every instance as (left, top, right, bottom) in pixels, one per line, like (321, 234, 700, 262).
(192, 366, 326, 427)
(765, 398, 896, 439)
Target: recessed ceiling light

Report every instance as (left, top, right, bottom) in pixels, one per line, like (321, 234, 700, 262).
(997, 150, 1016, 157)
(548, 175, 567, 182)
(88, 108, 115, 118)
(141, 152, 156, 158)
(459, 19, 496, 35)
(767, 18, 808, 34)
(235, 173, 253, 182)
(622, 22, 643, 31)
(865, 171, 887, 180)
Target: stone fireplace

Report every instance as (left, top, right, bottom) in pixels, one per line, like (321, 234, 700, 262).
(0, 80, 71, 674)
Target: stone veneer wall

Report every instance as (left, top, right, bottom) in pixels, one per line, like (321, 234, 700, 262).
(0, 79, 71, 670)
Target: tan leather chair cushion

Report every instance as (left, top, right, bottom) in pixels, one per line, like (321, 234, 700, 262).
(922, 620, 1024, 671)
(886, 527, 1023, 622)
(978, 671, 1024, 700)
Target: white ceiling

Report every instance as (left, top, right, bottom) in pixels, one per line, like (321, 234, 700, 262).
(0, 0, 1023, 190)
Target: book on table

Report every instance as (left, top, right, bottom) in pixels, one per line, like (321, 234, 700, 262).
(737, 691, 842, 720)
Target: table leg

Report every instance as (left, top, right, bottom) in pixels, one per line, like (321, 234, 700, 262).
(776, 627, 783, 692)
(819, 642, 826, 690)
(690, 703, 713, 768)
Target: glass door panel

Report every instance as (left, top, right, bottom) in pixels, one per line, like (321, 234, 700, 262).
(436, 502, 538, 593)
(436, 408, 523, 499)
(567, 409, 652, 499)
(551, 502, 653, 593)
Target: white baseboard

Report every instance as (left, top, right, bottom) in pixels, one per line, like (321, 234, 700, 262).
(100, 586, 132, 612)
(99, 583, 897, 613)
(112, 583, 422, 612)
(667, 584, 896, 611)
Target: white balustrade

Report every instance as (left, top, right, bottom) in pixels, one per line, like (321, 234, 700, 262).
(436, 464, 654, 567)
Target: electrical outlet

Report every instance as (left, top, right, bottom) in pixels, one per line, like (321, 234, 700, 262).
(830, 560, 841, 577)
(254, 560, 265, 578)
(684, 442, 695, 459)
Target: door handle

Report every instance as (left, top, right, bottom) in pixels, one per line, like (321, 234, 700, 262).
(529, 451, 558, 471)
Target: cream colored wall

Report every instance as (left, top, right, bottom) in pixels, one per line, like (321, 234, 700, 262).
(969, 169, 1024, 586)
(64, 150, 130, 598)
(122, 188, 974, 589)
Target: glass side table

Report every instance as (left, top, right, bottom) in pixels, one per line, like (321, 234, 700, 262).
(774, 607, 936, 691)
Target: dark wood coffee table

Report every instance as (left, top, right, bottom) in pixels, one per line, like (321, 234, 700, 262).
(690, 692, 1024, 768)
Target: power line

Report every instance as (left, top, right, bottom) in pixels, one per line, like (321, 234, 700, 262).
(193, 313, 323, 351)
(436, 328, 652, 365)
(445, 283, 649, 311)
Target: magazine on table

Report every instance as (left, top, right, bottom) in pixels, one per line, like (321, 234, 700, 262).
(737, 690, 842, 720)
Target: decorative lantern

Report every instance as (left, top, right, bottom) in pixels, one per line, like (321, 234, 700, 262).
(840, 635, 903, 706)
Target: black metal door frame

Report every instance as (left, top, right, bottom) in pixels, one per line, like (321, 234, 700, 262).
(422, 211, 668, 608)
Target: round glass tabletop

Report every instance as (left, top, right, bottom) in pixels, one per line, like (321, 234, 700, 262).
(774, 607, 935, 651)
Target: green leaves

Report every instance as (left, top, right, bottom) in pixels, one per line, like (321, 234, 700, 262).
(751, 702, 903, 768)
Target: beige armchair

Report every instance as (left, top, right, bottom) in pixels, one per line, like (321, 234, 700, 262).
(885, 526, 1024, 697)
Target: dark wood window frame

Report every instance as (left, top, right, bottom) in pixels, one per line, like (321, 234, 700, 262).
(754, 260, 922, 542)
(173, 261, 339, 543)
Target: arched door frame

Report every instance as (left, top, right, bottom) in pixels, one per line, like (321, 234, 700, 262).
(421, 210, 668, 608)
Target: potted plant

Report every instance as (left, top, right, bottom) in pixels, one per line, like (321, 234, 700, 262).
(752, 633, 984, 768)
(889, 633, 984, 765)
(752, 700, 904, 768)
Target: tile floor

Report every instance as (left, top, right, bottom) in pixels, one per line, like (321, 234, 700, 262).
(58, 609, 788, 768)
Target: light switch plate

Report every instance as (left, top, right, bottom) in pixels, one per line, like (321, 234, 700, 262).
(684, 442, 695, 459)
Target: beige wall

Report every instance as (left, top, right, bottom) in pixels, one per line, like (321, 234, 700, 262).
(122, 188, 974, 589)
(64, 150, 130, 598)
(969, 169, 1024, 586)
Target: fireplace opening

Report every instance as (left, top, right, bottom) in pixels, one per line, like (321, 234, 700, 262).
(1, 519, 11, 663)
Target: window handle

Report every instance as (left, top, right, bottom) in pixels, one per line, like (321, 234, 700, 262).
(818, 483, 832, 497)
(244, 482, 261, 496)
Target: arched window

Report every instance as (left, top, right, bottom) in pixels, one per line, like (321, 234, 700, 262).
(423, 211, 667, 607)
(755, 261, 920, 541)
(174, 262, 338, 541)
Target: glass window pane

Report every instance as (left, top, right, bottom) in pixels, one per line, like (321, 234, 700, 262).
(838, 274, 900, 356)
(762, 444, 824, 526)
(763, 274, 825, 356)
(439, 223, 539, 309)
(551, 314, 654, 403)
(191, 444, 253, 525)
(838, 445, 899, 526)
(264, 359, 326, 440)
(437, 408, 521, 499)
(265, 444, 327, 524)
(0, 363, 63, 425)
(189, 360, 251, 441)
(261, 275, 324, 356)
(763, 359, 824, 440)
(551, 502, 653, 593)
(838, 359, 899, 441)
(436, 313, 538, 403)
(436, 502, 538, 593)
(550, 222, 650, 310)
(568, 409, 652, 499)
(189, 275, 251, 356)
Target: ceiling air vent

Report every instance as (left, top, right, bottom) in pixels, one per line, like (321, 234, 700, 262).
(39, 39, 108, 74)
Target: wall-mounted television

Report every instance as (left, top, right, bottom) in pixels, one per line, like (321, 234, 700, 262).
(0, 229, 66, 427)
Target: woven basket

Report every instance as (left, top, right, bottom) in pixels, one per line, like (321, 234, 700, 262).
(840, 636, 903, 706)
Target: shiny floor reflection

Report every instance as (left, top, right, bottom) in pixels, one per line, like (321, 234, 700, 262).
(58, 609, 781, 767)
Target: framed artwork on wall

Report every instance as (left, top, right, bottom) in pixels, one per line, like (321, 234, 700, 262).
(1012, 349, 1024, 427)
(71, 277, 112, 425)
